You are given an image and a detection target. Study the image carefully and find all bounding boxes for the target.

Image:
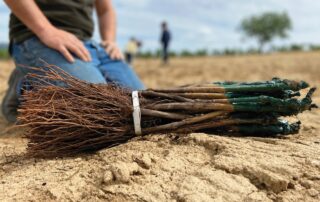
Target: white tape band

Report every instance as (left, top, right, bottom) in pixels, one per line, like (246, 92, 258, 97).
(132, 91, 142, 135)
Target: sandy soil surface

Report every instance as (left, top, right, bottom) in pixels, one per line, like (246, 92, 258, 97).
(0, 52, 319, 201)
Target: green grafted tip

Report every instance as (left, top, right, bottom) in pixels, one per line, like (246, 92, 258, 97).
(282, 90, 301, 98)
(299, 81, 309, 89)
(231, 87, 317, 116)
(278, 78, 309, 91)
(300, 87, 318, 111)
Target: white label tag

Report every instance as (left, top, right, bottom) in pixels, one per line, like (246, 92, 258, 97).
(132, 91, 142, 135)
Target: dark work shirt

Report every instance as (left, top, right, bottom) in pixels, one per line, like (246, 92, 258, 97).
(9, 0, 94, 44)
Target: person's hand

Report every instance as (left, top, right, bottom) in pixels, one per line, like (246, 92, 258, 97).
(101, 41, 124, 60)
(37, 27, 91, 63)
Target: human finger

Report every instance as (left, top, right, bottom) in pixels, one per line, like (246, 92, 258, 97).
(113, 49, 124, 60)
(59, 46, 75, 63)
(67, 43, 88, 62)
(108, 47, 118, 60)
(105, 43, 114, 54)
(113, 51, 123, 60)
(72, 39, 92, 61)
(118, 50, 124, 60)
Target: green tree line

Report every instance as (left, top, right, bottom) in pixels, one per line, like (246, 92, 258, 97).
(1, 11, 319, 60)
(1, 44, 319, 60)
(0, 49, 10, 60)
(136, 44, 320, 58)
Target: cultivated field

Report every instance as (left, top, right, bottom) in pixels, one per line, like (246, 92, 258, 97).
(0, 52, 319, 201)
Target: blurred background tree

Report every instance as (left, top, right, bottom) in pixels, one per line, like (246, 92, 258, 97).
(0, 43, 9, 60)
(240, 12, 292, 52)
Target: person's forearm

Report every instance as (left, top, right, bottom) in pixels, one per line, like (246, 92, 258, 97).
(95, 0, 116, 42)
(4, 0, 54, 38)
(98, 10, 116, 42)
(95, 0, 123, 60)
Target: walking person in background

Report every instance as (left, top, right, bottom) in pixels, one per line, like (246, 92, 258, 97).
(124, 37, 141, 65)
(2, 0, 145, 123)
(160, 21, 171, 65)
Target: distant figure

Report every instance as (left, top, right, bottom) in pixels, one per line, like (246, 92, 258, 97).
(160, 22, 171, 64)
(124, 37, 141, 65)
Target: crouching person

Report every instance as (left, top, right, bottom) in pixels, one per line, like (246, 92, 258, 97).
(2, 0, 145, 123)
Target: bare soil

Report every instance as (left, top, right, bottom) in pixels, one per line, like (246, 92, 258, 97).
(0, 52, 319, 201)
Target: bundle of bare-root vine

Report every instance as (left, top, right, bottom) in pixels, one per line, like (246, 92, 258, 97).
(18, 66, 318, 157)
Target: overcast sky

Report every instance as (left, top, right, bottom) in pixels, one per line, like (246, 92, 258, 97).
(0, 0, 319, 51)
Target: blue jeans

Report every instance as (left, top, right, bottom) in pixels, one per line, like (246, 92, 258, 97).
(12, 37, 145, 89)
(1, 37, 145, 123)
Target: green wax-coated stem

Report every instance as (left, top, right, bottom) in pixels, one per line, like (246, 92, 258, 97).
(214, 77, 309, 88)
(214, 78, 309, 92)
(232, 102, 302, 116)
(229, 112, 278, 121)
(226, 96, 284, 103)
(230, 120, 301, 135)
(221, 83, 298, 92)
(224, 90, 300, 99)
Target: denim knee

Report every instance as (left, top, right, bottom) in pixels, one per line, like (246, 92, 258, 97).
(11, 37, 106, 84)
(99, 61, 145, 90)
